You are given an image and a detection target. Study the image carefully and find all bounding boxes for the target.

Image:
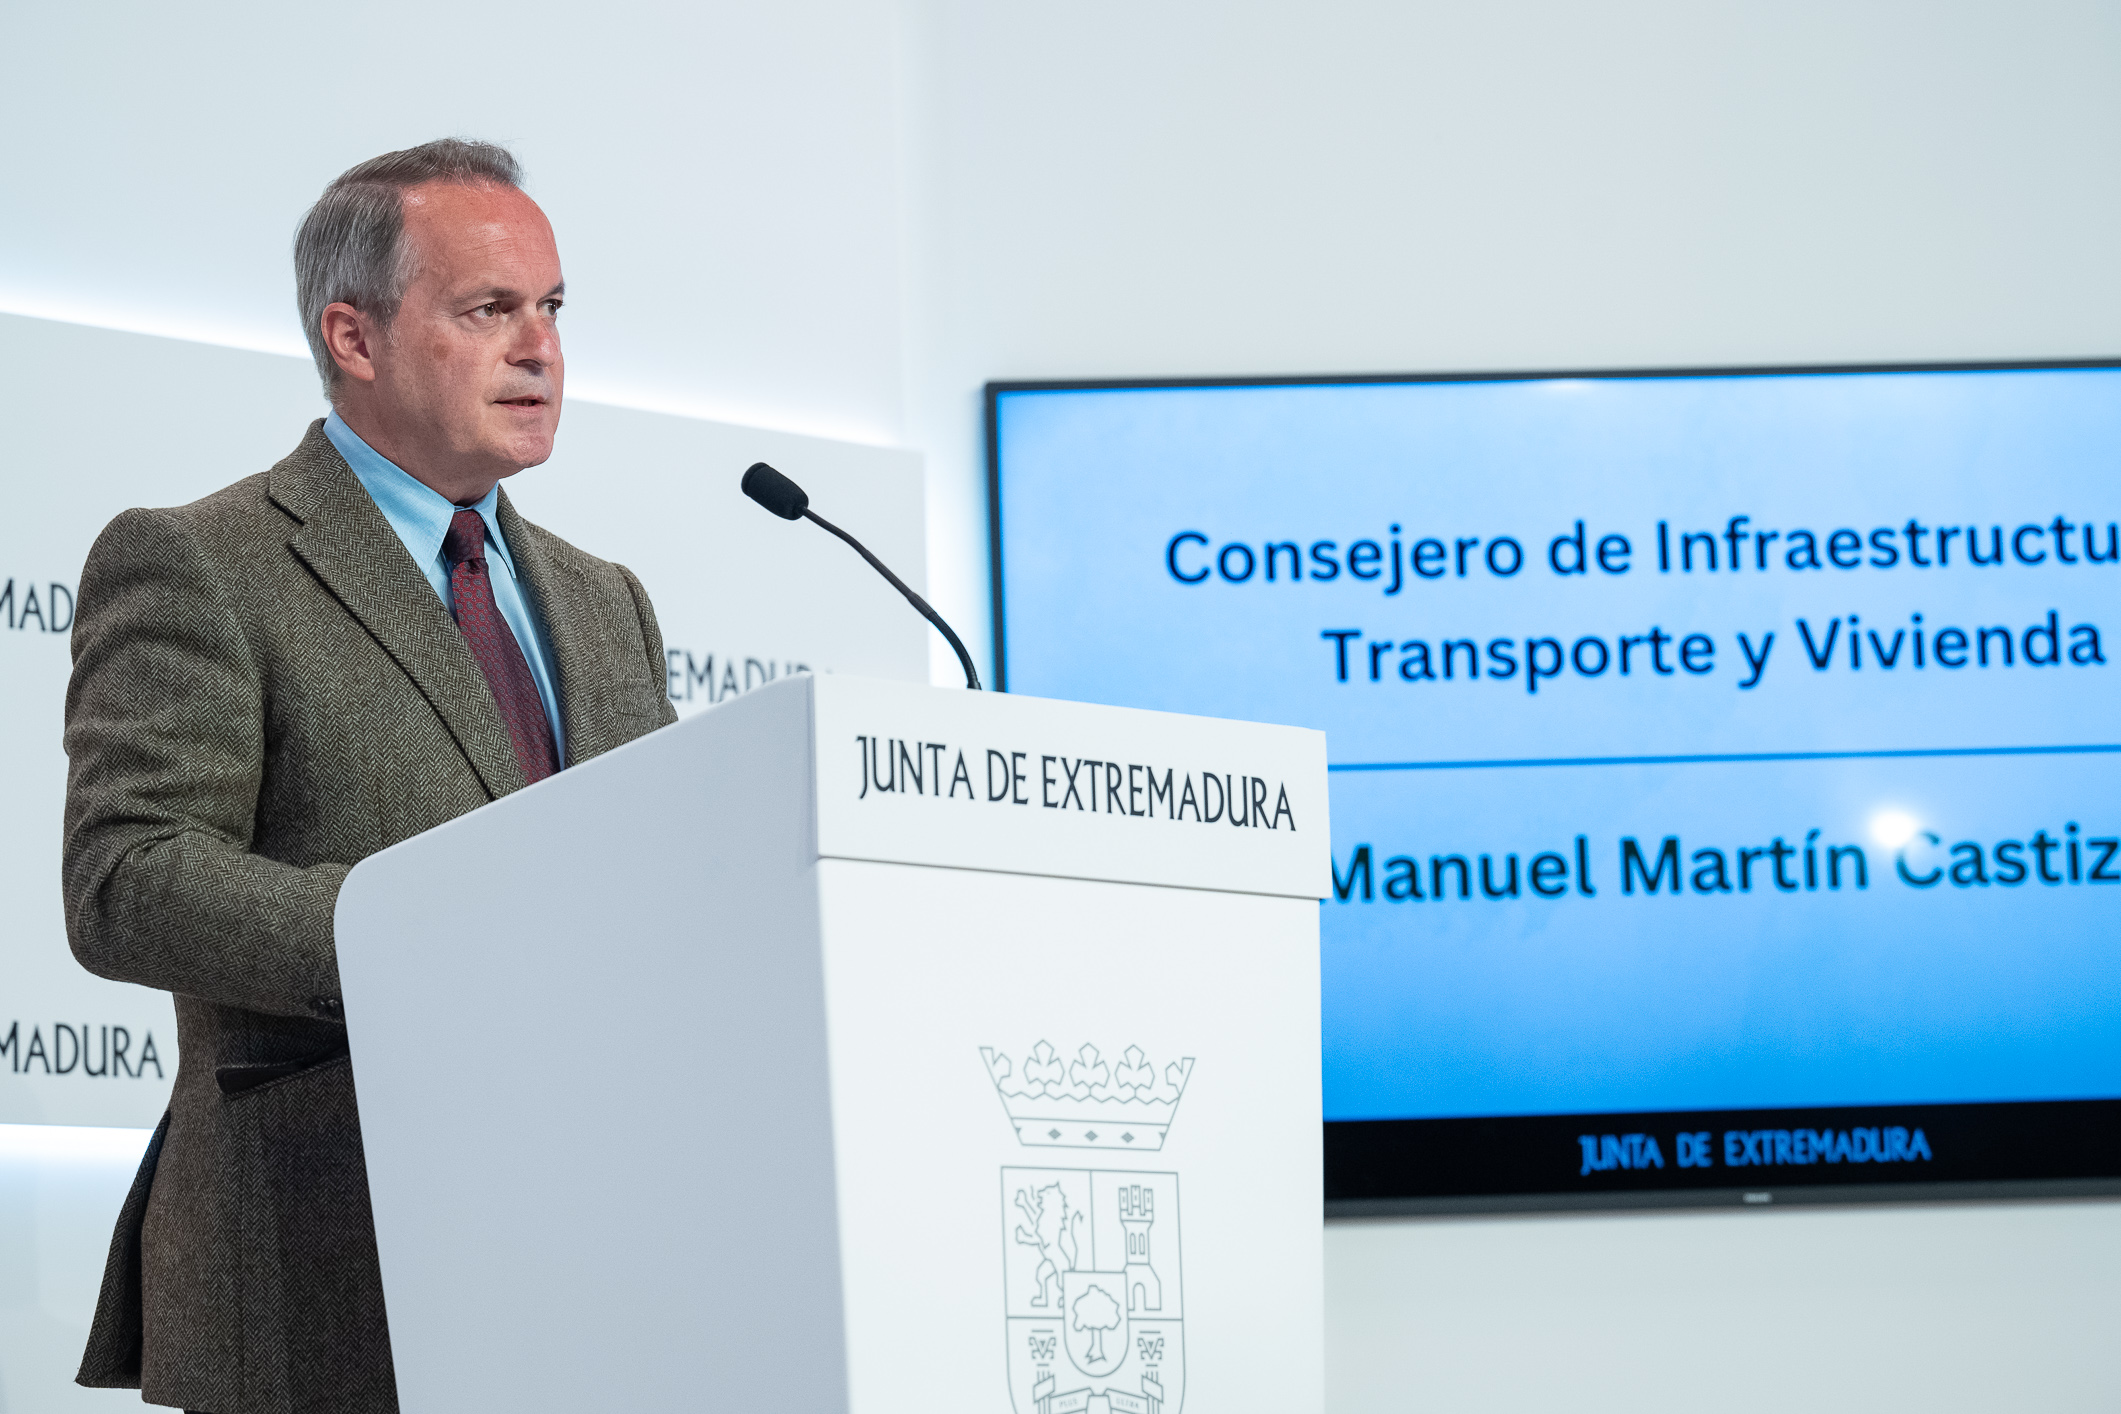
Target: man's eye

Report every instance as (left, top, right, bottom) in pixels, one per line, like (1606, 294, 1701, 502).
(543, 300, 563, 317)
(473, 303, 498, 318)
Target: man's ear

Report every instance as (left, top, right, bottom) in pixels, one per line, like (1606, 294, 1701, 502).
(320, 302, 380, 385)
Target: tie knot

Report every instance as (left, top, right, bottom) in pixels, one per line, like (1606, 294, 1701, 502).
(442, 508, 487, 567)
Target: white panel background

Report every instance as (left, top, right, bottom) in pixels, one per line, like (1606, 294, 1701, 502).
(0, 312, 926, 1134)
(0, 311, 927, 1410)
(5, 1, 2121, 1410)
(0, 318, 317, 1131)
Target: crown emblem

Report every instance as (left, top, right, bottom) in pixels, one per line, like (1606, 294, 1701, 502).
(981, 1041, 1194, 1151)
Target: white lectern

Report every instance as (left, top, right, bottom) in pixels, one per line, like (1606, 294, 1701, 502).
(336, 675, 1328, 1414)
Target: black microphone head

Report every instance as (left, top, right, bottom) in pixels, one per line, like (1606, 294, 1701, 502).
(741, 462, 809, 520)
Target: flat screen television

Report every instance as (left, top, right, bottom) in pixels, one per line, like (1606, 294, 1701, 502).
(987, 362, 2121, 1211)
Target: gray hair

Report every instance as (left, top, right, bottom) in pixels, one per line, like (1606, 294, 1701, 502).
(293, 138, 525, 395)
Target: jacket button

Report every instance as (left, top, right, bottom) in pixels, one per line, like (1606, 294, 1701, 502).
(312, 996, 344, 1019)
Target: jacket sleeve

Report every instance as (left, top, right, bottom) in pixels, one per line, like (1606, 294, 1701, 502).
(62, 508, 348, 1022)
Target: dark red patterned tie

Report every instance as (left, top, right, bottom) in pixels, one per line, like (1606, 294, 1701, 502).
(443, 509, 559, 783)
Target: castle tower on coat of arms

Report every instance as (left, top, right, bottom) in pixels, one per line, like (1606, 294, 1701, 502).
(1118, 1185, 1161, 1313)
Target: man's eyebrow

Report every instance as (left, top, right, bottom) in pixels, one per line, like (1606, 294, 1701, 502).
(452, 282, 564, 304)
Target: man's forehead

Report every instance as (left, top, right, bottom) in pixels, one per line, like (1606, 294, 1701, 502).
(404, 182, 559, 278)
(403, 177, 539, 219)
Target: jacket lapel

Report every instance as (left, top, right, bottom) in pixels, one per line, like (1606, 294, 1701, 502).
(497, 487, 616, 767)
(269, 421, 527, 800)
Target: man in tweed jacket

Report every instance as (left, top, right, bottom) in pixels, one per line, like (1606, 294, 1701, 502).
(63, 140, 677, 1413)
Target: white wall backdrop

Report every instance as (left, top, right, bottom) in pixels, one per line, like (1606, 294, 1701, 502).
(1327, 1200, 2121, 1410)
(898, 0, 2121, 681)
(0, 1126, 154, 1414)
(5, 1, 2121, 1411)
(897, 6, 2121, 1411)
(0, 0, 907, 445)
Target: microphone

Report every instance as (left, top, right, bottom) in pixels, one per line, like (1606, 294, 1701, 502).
(741, 462, 983, 691)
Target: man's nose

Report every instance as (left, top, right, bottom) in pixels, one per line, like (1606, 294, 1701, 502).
(510, 313, 562, 369)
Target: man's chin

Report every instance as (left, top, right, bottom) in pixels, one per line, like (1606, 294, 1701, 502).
(485, 415, 559, 472)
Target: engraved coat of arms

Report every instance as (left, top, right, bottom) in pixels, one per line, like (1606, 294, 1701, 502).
(987, 1042, 1191, 1414)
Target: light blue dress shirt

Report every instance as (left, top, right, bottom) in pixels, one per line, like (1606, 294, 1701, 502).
(323, 412, 566, 764)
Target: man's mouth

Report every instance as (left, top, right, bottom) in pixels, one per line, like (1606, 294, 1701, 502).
(496, 396, 546, 409)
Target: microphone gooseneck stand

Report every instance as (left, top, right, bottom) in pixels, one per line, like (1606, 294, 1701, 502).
(739, 461, 983, 691)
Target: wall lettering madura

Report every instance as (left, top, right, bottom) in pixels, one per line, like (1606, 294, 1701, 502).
(2, 577, 76, 633)
(1, 1021, 163, 1079)
(664, 647, 811, 709)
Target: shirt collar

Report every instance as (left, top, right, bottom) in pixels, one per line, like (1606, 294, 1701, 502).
(322, 411, 516, 579)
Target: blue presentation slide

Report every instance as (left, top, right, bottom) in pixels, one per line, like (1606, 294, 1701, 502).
(993, 370, 2121, 1124)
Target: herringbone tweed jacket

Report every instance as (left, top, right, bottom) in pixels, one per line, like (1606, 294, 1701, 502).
(63, 420, 679, 1413)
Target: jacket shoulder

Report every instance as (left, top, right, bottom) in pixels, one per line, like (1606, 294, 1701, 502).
(168, 470, 283, 539)
(100, 467, 274, 525)
(85, 420, 343, 574)
(81, 472, 280, 577)
(507, 511, 658, 608)
(510, 513, 615, 577)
